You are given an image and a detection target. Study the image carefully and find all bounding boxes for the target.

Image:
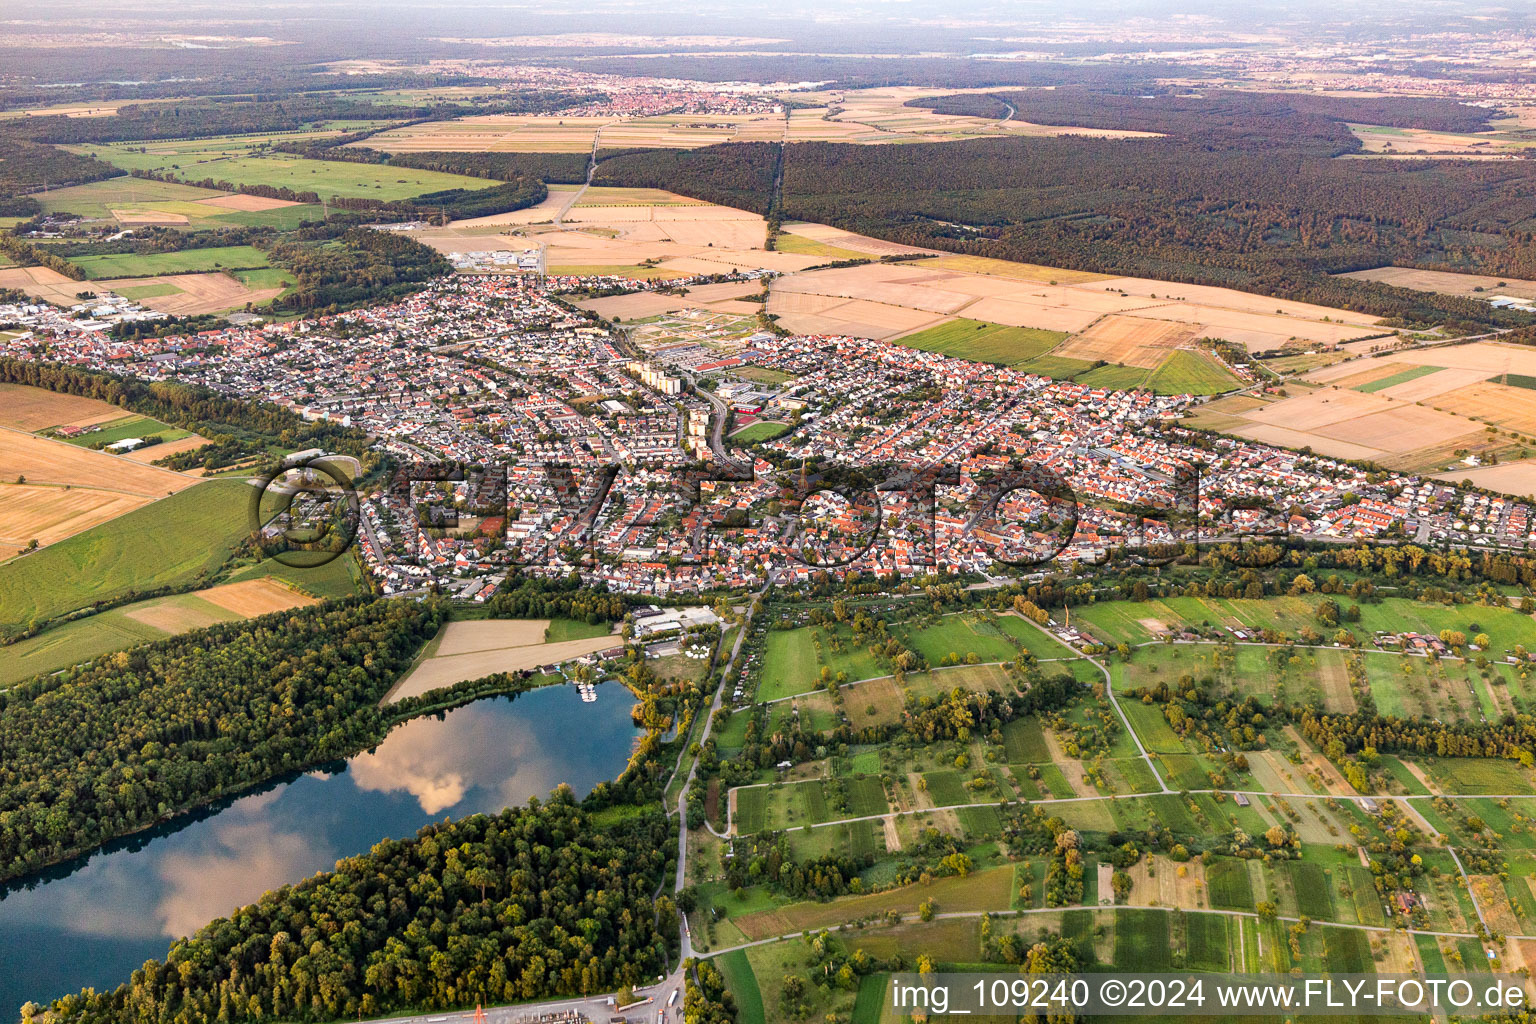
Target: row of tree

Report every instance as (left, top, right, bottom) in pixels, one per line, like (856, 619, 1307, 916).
(0, 598, 447, 880)
(43, 796, 675, 1023)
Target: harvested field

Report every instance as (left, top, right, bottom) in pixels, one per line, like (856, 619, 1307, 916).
(0, 484, 147, 554)
(96, 271, 286, 315)
(0, 265, 87, 304)
(1308, 341, 1536, 382)
(1428, 381, 1536, 434)
(111, 209, 188, 226)
(1339, 267, 1536, 299)
(197, 578, 318, 616)
(193, 193, 300, 211)
(1431, 460, 1536, 495)
(778, 222, 936, 257)
(0, 425, 198, 496)
(385, 618, 618, 701)
(764, 260, 1377, 351)
(923, 254, 1112, 284)
(436, 618, 551, 656)
(122, 595, 238, 633)
(1056, 314, 1198, 368)
(1192, 387, 1485, 470)
(0, 383, 130, 432)
(573, 282, 763, 321)
(1375, 367, 1489, 401)
(123, 434, 209, 464)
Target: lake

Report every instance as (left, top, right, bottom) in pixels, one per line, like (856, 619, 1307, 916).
(0, 683, 639, 1015)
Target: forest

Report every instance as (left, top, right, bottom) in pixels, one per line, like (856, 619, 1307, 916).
(264, 227, 451, 312)
(593, 88, 1536, 328)
(0, 599, 446, 881)
(42, 796, 675, 1024)
(291, 145, 592, 185)
(0, 138, 122, 210)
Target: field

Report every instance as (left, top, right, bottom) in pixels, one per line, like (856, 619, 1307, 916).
(68, 245, 272, 280)
(0, 484, 147, 556)
(97, 270, 293, 315)
(76, 139, 498, 201)
(385, 618, 618, 700)
(767, 259, 1378, 355)
(0, 422, 203, 557)
(1193, 340, 1536, 477)
(0, 383, 133, 432)
(53, 413, 190, 448)
(0, 265, 93, 304)
(0, 425, 196, 495)
(0, 478, 256, 630)
(571, 280, 764, 322)
(0, 578, 316, 686)
(891, 318, 1067, 366)
(361, 88, 1158, 156)
(1339, 266, 1536, 300)
(730, 421, 791, 443)
(29, 175, 320, 228)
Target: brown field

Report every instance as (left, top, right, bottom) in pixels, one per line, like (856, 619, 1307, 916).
(0, 483, 148, 553)
(362, 88, 1161, 156)
(111, 209, 189, 226)
(1374, 367, 1490, 402)
(123, 597, 238, 634)
(0, 383, 130, 432)
(778, 221, 937, 257)
(384, 618, 619, 701)
(1328, 363, 1414, 389)
(193, 194, 299, 212)
(923, 253, 1112, 284)
(197, 577, 318, 616)
(1339, 267, 1536, 299)
(0, 265, 88, 304)
(123, 434, 209, 464)
(1056, 314, 1198, 368)
(765, 258, 1377, 347)
(572, 281, 762, 321)
(1189, 389, 1485, 470)
(97, 271, 287, 316)
(1308, 341, 1536, 383)
(1350, 125, 1532, 156)
(0, 426, 198, 495)
(1432, 459, 1536, 495)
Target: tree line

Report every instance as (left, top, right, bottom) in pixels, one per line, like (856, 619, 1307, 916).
(0, 356, 375, 461)
(42, 795, 675, 1024)
(593, 100, 1536, 329)
(0, 598, 447, 881)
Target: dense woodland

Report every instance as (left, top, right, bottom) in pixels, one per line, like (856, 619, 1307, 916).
(593, 144, 778, 215)
(263, 227, 451, 312)
(296, 146, 592, 185)
(0, 599, 446, 880)
(0, 139, 121, 211)
(45, 797, 675, 1024)
(595, 88, 1536, 329)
